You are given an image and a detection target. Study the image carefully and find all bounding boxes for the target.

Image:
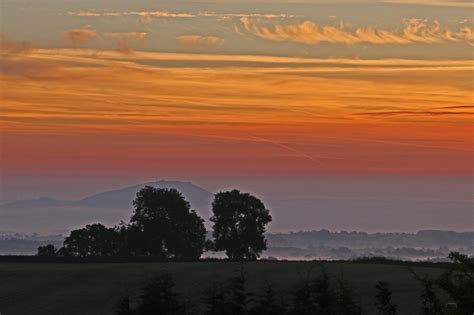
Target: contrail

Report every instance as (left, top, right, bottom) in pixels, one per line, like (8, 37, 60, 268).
(249, 135, 322, 164)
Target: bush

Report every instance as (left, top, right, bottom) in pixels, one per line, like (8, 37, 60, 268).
(138, 274, 185, 315)
(117, 273, 187, 315)
(249, 284, 286, 315)
(36, 244, 57, 257)
(116, 295, 134, 315)
(202, 271, 250, 315)
(374, 282, 397, 315)
(291, 268, 361, 315)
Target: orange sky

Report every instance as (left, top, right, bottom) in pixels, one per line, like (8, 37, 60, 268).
(1, 48, 473, 177)
(1, 0, 474, 234)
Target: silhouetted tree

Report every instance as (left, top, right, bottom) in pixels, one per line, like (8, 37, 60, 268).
(36, 244, 57, 257)
(292, 277, 314, 314)
(55, 246, 72, 257)
(63, 223, 119, 257)
(226, 271, 249, 314)
(116, 295, 135, 315)
(436, 252, 474, 314)
(202, 270, 250, 315)
(130, 186, 206, 259)
(292, 268, 337, 315)
(202, 280, 227, 315)
(115, 223, 147, 256)
(210, 190, 272, 260)
(334, 277, 362, 315)
(374, 282, 397, 315)
(138, 274, 185, 315)
(419, 279, 443, 315)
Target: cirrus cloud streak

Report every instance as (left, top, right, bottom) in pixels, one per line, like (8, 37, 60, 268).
(1, 45, 472, 177)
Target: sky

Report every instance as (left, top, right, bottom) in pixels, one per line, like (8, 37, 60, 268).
(0, 0, 473, 232)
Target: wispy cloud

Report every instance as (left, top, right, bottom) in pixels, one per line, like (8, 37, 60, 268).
(67, 10, 293, 24)
(0, 34, 33, 54)
(64, 28, 97, 46)
(177, 35, 224, 48)
(67, 10, 193, 19)
(199, 12, 294, 19)
(30, 48, 474, 71)
(104, 32, 147, 54)
(239, 17, 474, 46)
(68, 11, 102, 17)
(185, 0, 473, 7)
(104, 32, 147, 40)
(0, 35, 49, 77)
(356, 110, 473, 117)
(383, 0, 474, 8)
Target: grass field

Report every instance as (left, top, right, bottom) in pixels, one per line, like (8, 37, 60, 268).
(0, 261, 447, 315)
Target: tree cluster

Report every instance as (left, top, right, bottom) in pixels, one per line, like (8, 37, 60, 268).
(37, 187, 272, 260)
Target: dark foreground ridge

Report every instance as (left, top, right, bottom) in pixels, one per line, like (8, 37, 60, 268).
(0, 255, 472, 315)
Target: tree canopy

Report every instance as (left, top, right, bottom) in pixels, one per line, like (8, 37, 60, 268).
(37, 244, 57, 257)
(63, 223, 119, 257)
(129, 186, 206, 259)
(210, 189, 272, 260)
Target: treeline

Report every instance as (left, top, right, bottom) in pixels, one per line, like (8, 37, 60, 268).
(38, 186, 271, 260)
(115, 252, 474, 315)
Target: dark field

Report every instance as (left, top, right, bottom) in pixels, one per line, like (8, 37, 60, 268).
(0, 261, 446, 315)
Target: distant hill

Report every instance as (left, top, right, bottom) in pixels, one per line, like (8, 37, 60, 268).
(0, 180, 213, 211)
(0, 181, 214, 233)
(75, 180, 212, 210)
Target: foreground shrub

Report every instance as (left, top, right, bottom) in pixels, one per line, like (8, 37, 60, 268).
(249, 285, 286, 315)
(291, 268, 361, 315)
(374, 281, 397, 315)
(419, 279, 443, 315)
(116, 273, 187, 315)
(36, 244, 58, 257)
(138, 274, 186, 315)
(116, 295, 134, 315)
(202, 271, 250, 315)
